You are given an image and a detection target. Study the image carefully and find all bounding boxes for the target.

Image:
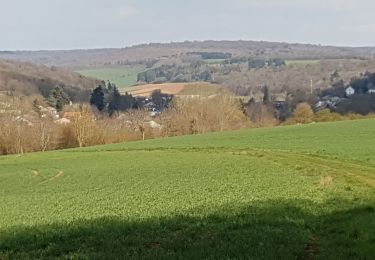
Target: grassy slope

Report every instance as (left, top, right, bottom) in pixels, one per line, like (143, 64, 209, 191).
(76, 66, 145, 89)
(0, 119, 374, 259)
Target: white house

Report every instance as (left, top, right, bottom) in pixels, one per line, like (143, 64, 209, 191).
(147, 120, 162, 129)
(345, 86, 355, 96)
(39, 106, 59, 119)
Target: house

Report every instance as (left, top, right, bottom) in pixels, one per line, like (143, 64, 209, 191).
(146, 120, 162, 129)
(315, 101, 327, 110)
(345, 86, 355, 96)
(315, 95, 343, 111)
(149, 108, 160, 117)
(271, 92, 288, 102)
(39, 106, 59, 119)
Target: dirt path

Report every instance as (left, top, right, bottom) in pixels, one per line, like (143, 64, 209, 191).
(38, 171, 64, 184)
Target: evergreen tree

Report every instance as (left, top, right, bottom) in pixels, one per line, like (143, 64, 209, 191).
(107, 81, 113, 92)
(46, 86, 70, 111)
(108, 86, 121, 116)
(90, 85, 105, 111)
(121, 92, 135, 110)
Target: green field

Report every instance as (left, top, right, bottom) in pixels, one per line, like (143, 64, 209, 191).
(203, 58, 226, 64)
(1, 119, 375, 259)
(76, 66, 145, 89)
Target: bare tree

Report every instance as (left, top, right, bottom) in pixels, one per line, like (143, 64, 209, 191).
(0, 96, 32, 155)
(245, 102, 278, 127)
(35, 120, 55, 152)
(70, 106, 103, 147)
(125, 109, 149, 141)
(159, 93, 249, 137)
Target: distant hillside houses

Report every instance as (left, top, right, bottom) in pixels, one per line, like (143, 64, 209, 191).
(38, 106, 59, 119)
(345, 86, 355, 96)
(315, 73, 375, 114)
(315, 96, 342, 111)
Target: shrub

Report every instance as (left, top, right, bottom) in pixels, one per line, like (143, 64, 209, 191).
(314, 109, 342, 122)
(287, 103, 314, 124)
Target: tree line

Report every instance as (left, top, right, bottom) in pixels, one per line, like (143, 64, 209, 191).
(137, 63, 213, 84)
(1, 81, 375, 156)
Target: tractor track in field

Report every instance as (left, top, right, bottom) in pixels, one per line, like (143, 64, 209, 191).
(69, 147, 375, 188)
(226, 149, 375, 188)
(72, 146, 375, 188)
(38, 171, 64, 185)
(260, 151, 375, 188)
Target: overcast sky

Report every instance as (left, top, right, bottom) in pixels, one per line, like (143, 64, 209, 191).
(0, 0, 374, 50)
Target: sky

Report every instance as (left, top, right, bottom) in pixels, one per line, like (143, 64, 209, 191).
(0, 0, 374, 50)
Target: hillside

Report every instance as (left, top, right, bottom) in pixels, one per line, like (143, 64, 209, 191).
(0, 119, 374, 259)
(2, 41, 375, 96)
(0, 59, 98, 100)
(1, 40, 375, 68)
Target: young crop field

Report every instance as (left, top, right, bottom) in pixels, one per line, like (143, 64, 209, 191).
(0, 119, 374, 259)
(76, 65, 145, 89)
(203, 58, 226, 64)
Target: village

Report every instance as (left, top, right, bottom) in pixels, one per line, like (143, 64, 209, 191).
(315, 82, 375, 111)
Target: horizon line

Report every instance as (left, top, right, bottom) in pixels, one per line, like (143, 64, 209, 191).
(1, 39, 374, 52)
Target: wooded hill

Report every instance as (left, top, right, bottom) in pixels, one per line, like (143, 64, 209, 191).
(1, 40, 375, 68)
(0, 59, 98, 101)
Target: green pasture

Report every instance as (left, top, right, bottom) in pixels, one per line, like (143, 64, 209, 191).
(76, 66, 145, 89)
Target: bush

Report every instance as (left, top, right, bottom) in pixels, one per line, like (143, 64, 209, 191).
(287, 103, 314, 124)
(314, 109, 342, 122)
